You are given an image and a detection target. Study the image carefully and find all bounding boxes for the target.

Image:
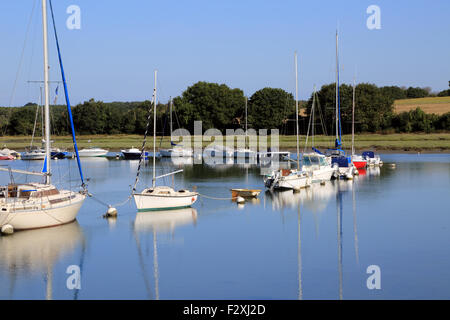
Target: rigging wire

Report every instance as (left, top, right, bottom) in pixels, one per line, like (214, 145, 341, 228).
(7, 0, 37, 110)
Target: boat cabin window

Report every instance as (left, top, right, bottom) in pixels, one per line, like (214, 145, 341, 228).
(302, 156, 311, 166)
(319, 157, 328, 166)
(310, 156, 320, 165)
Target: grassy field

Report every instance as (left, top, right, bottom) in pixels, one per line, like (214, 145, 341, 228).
(394, 96, 450, 115)
(1, 133, 449, 152)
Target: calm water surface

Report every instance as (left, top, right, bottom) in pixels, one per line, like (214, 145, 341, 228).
(0, 153, 449, 299)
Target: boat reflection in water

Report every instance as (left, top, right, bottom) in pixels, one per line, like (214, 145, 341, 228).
(0, 221, 84, 299)
(267, 178, 360, 299)
(132, 208, 198, 299)
(266, 181, 336, 212)
(357, 165, 381, 179)
(160, 156, 194, 167)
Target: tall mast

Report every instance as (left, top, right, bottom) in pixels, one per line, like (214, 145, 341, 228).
(335, 30, 339, 144)
(245, 96, 248, 148)
(312, 85, 316, 149)
(352, 77, 356, 156)
(153, 70, 157, 188)
(42, 0, 51, 184)
(295, 51, 300, 169)
(245, 96, 248, 133)
(169, 97, 173, 141)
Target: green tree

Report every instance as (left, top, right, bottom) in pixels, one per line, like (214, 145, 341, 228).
(306, 83, 394, 134)
(406, 87, 429, 98)
(248, 87, 295, 130)
(174, 82, 244, 132)
(380, 86, 407, 100)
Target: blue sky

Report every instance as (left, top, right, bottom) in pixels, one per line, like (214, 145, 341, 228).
(1, 0, 449, 106)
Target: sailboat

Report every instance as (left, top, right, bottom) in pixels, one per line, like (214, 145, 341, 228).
(302, 86, 336, 182)
(264, 52, 311, 190)
(325, 31, 355, 180)
(234, 97, 257, 159)
(350, 78, 367, 169)
(0, 0, 86, 232)
(159, 99, 193, 157)
(22, 92, 46, 160)
(133, 71, 198, 212)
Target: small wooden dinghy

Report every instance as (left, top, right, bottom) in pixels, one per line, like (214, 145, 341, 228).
(231, 189, 261, 198)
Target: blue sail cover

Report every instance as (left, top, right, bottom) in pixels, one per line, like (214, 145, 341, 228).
(331, 155, 351, 167)
(170, 141, 178, 146)
(49, 0, 85, 187)
(41, 156, 48, 174)
(312, 147, 324, 155)
(362, 151, 375, 159)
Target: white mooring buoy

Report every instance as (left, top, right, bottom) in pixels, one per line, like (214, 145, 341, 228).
(236, 196, 245, 204)
(105, 206, 118, 218)
(1, 224, 14, 235)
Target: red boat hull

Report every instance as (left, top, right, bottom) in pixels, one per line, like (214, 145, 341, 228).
(352, 160, 367, 169)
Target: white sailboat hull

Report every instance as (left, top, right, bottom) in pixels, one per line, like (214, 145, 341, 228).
(21, 152, 46, 160)
(133, 186, 198, 211)
(0, 193, 85, 230)
(78, 149, 108, 157)
(310, 166, 335, 182)
(133, 193, 198, 211)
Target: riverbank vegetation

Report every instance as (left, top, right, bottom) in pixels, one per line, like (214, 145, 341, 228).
(1, 133, 449, 152)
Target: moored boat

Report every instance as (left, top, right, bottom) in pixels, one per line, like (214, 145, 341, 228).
(351, 154, 367, 169)
(302, 152, 336, 182)
(78, 147, 108, 157)
(121, 147, 148, 160)
(132, 71, 198, 211)
(362, 151, 382, 166)
(22, 147, 46, 160)
(1, 0, 86, 232)
(264, 52, 311, 190)
(231, 188, 261, 198)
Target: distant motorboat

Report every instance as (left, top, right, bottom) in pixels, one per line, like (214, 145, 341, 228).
(0, 148, 19, 159)
(362, 151, 382, 166)
(78, 147, 108, 157)
(264, 168, 311, 190)
(351, 154, 367, 169)
(159, 147, 193, 157)
(121, 147, 148, 160)
(0, 154, 14, 160)
(302, 152, 336, 182)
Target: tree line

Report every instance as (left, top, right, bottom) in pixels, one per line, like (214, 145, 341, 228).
(1, 82, 449, 136)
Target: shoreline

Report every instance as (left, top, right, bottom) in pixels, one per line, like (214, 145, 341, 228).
(1, 133, 449, 154)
